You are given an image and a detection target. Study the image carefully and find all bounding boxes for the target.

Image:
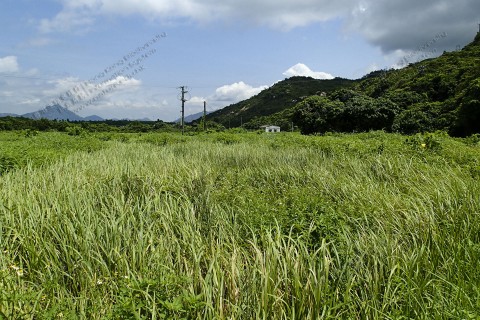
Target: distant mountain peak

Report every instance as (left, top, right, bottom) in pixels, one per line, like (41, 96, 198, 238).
(22, 104, 83, 121)
(20, 104, 103, 121)
(45, 104, 65, 111)
(175, 111, 211, 123)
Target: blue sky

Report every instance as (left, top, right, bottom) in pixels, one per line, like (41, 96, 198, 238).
(0, 0, 478, 121)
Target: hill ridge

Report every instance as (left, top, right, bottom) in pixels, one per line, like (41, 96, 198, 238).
(206, 76, 354, 128)
(209, 32, 480, 136)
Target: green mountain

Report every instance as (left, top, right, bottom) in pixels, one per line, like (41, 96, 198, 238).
(352, 32, 480, 136)
(245, 32, 480, 136)
(206, 76, 354, 128)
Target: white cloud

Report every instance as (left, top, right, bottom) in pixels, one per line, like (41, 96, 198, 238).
(283, 63, 334, 80)
(39, 8, 95, 34)
(0, 70, 48, 114)
(40, 0, 349, 32)
(212, 81, 268, 102)
(189, 96, 207, 104)
(0, 56, 20, 73)
(43, 77, 81, 96)
(0, 67, 167, 119)
(187, 81, 268, 114)
(44, 75, 140, 96)
(38, 0, 479, 53)
(102, 76, 142, 91)
(19, 98, 42, 105)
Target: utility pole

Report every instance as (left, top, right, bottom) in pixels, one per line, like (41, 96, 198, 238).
(178, 86, 188, 135)
(203, 101, 207, 132)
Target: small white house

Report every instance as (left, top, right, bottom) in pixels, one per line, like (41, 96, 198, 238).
(264, 125, 281, 133)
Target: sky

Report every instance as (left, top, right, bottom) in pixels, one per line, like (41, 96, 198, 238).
(0, 0, 478, 121)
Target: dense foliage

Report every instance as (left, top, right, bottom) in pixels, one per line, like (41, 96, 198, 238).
(0, 116, 185, 133)
(0, 116, 71, 132)
(206, 76, 354, 128)
(292, 91, 400, 134)
(291, 33, 480, 136)
(1, 131, 479, 318)
(205, 33, 479, 136)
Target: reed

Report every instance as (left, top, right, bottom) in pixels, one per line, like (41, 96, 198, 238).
(0, 131, 479, 318)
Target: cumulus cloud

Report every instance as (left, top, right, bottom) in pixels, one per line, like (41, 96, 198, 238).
(344, 0, 480, 53)
(41, 0, 348, 31)
(283, 63, 334, 80)
(0, 68, 163, 119)
(188, 81, 268, 114)
(43, 75, 143, 112)
(101, 76, 142, 91)
(0, 71, 49, 115)
(38, 0, 479, 53)
(45, 75, 140, 95)
(0, 56, 20, 73)
(212, 81, 268, 102)
(189, 96, 207, 104)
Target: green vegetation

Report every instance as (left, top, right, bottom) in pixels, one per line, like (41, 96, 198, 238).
(292, 91, 399, 134)
(351, 32, 480, 136)
(205, 77, 354, 128)
(1, 131, 479, 318)
(4, 35, 479, 136)
(0, 117, 181, 133)
(293, 34, 480, 136)
(0, 31, 478, 320)
(204, 33, 480, 137)
(0, 131, 106, 175)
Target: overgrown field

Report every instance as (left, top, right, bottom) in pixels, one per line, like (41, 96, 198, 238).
(1, 131, 479, 319)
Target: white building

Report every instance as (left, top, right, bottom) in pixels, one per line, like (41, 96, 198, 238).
(264, 125, 281, 133)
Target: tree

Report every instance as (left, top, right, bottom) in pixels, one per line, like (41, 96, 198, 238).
(292, 96, 344, 134)
(392, 108, 433, 134)
(454, 79, 480, 136)
(293, 91, 399, 134)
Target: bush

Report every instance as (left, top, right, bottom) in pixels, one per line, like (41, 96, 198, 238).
(24, 129, 39, 138)
(393, 108, 433, 134)
(66, 126, 86, 136)
(293, 91, 399, 134)
(405, 132, 442, 151)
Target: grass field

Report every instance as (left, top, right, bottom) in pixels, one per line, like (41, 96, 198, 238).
(1, 131, 479, 319)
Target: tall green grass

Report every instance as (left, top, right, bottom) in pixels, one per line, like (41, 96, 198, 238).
(0, 132, 479, 318)
(0, 131, 107, 175)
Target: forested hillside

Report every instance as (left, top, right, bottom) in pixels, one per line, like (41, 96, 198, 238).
(206, 76, 354, 128)
(348, 31, 480, 136)
(218, 33, 480, 136)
